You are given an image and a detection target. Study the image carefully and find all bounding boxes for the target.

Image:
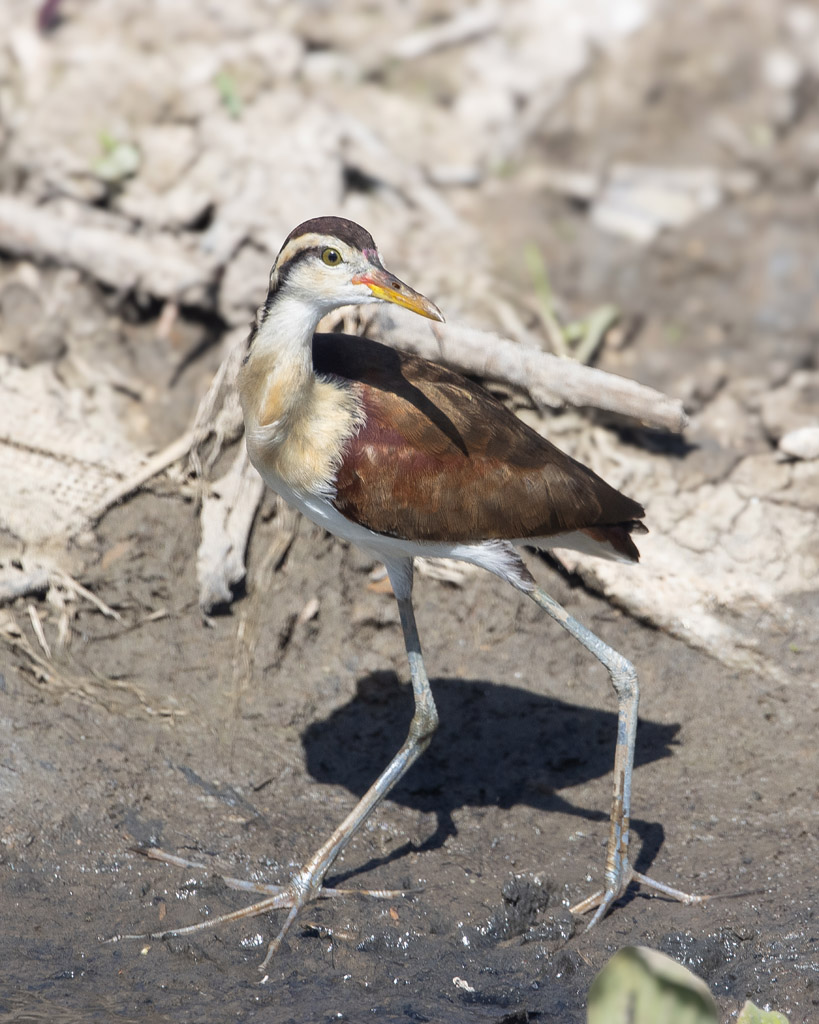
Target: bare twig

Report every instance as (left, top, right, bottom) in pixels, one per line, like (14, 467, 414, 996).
(27, 602, 51, 659)
(80, 429, 197, 534)
(0, 612, 176, 712)
(49, 569, 124, 623)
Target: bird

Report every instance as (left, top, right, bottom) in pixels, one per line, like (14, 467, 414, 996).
(135, 216, 702, 968)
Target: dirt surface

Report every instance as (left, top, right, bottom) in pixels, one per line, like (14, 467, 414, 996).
(2, 3, 818, 1023)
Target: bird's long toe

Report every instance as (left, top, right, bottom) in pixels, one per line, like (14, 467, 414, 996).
(569, 861, 708, 931)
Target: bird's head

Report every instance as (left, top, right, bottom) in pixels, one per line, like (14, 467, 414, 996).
(267, 216, 445, 323)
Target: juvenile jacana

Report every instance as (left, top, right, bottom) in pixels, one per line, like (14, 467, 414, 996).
(141, 217, 701, 967)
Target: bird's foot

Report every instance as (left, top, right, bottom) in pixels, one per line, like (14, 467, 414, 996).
(107, 846, 417, 971)
(570, 860, 708, 929)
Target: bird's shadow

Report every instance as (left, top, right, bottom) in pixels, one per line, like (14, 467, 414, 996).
(303, 671, 678, 883)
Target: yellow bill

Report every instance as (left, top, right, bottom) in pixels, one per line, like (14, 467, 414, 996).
(353, 266, 445, 322)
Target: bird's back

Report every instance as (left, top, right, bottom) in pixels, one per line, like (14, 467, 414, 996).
(314, 333, 645, 559)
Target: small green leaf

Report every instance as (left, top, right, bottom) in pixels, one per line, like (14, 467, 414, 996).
(572, 303, 619, 365)
(523, 241, 568, 358)
(93, 138, 140, 183)
(737, 1000, 790, 1024)
(215, 71, 243, 118)
(588, 946, 718, 1024)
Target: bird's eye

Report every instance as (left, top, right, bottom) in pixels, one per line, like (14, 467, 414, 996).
(321, 247, 342, 266)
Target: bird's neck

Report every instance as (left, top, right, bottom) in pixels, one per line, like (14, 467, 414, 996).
(238, 288, 365, 499)
(254, 290, 324, 376)
(239, 290, 324, 431)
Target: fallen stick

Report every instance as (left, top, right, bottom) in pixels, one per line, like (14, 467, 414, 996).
(0, 195, 213, 302)
(197, 445, 265, 613)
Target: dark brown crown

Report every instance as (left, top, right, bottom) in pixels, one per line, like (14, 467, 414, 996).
(281, 216, 377, 254)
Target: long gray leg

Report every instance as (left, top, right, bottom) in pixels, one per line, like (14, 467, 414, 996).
(120, 556, 439, 969)
(525, 584, 704, 925)
(253, 556, 438, 965)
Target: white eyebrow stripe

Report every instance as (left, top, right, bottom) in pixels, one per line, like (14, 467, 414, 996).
(276, 233, 340, 265)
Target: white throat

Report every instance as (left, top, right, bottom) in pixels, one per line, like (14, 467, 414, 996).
(253, 291, 326, 371)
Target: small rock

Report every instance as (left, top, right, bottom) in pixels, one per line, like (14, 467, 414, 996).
(785, 4, 819, 40)
(296, 596, 320, 626)
(778, 424, 819, 461)
(762, 47, 803, 92)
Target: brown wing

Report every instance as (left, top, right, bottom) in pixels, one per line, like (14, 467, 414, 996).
(314, 334, 645, 555)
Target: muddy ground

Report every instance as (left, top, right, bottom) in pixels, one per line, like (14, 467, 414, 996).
(5, 486, 818, 1024)
(2, 3, 819, 1023)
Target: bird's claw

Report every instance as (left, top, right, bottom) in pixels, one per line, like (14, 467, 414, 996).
(112, 846, 414, 968)
(570, 860, 708, 929)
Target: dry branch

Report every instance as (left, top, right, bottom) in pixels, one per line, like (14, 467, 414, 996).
(197, 445, 265, 613)
(0, 195, 214, 302)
